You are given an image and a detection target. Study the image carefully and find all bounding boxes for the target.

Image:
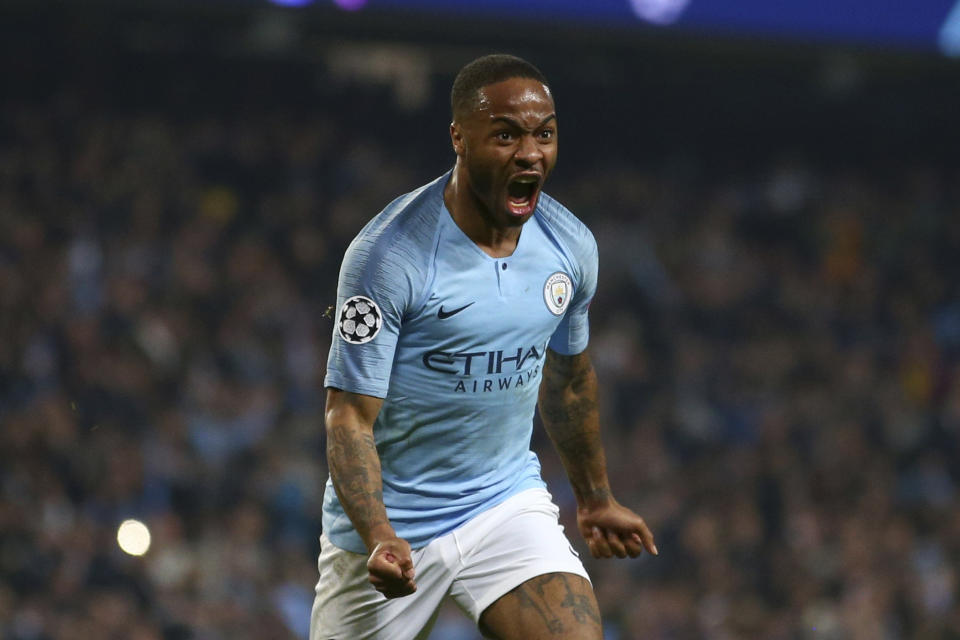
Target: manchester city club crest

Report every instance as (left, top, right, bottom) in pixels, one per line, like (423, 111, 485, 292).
(543, 272, 573, 316)
(337, 295, 383, 344)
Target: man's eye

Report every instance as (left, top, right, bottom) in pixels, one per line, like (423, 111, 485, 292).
(539, 129, 555, 140)
(496, 132, 514, 141)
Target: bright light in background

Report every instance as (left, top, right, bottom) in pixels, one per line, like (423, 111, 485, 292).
(267, 0, 314, 6)
(333, 0, 368, 10)
(117, 519, 152, 556)
(939, 0, 960, 56)
(629, 0, 691, 25)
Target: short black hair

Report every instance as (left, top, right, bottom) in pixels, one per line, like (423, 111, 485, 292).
(450, 54, 549, 121)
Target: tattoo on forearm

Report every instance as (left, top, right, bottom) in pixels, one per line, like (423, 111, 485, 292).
(327, 426, 389, 535)
(580, 486, 611, 503)
(538, 350, 610, 503)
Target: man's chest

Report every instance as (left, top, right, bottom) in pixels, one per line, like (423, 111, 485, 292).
(403, 238, 576, 354)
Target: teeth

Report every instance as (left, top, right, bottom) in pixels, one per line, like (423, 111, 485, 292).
(514, 176, 538, 183)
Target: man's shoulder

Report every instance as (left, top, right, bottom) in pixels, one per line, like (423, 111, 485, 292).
(354, 174, 446, 245)
(345, 174, 447, 275)
(534, 191, 597, 259)
(336, 176, 448, 312)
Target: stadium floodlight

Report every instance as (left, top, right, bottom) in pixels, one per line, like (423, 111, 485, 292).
(333, 0, 368, 9)
(629, 0, 691, 25)
(117, 519, 152, 556)
(939, 0, 960, 55)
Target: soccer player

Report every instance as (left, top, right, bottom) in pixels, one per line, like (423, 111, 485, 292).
(312, 54, 656, 640)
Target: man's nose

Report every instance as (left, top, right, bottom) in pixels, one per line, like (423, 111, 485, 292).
(514, 134, 543, 166)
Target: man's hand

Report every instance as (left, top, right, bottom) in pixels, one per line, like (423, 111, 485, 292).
(367, 537, 417, 598)
(577, 499, 657, 559)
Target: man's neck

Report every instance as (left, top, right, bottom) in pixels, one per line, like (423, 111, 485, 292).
(444, 167, 522, 259)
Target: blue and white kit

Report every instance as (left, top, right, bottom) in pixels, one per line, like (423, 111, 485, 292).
(323, 171, 598, 554)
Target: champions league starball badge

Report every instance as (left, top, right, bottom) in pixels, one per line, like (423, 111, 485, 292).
(338, 295, 383, 344)
(543, 272, 573, 316)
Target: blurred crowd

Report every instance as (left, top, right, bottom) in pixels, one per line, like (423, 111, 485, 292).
(2, 62, 960, 640)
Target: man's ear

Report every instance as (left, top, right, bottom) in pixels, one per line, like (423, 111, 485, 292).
(450, 122, 466, 157)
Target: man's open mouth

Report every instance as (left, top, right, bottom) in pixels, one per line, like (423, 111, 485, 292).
(506, 175, 540, 216)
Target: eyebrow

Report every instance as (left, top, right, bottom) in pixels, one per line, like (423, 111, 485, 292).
(489, 114, 557, 131)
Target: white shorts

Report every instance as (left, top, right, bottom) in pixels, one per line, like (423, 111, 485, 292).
(310, 488, 590, 640)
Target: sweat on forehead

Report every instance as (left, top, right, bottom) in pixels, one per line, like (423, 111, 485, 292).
(475, 82, 553, 113)
(450, 54, 550, 120)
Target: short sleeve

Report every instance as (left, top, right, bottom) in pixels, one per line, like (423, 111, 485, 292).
(548, 229, 598, 355)
(324, 233, 414, 398)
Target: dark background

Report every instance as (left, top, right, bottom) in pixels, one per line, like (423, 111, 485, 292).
(1, 2, 959, 638)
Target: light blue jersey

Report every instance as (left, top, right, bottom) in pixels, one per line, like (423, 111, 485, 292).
(323, 172, 598, 553)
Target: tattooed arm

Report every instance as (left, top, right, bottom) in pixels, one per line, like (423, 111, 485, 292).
(325, 388, 416, 597)
(538, 349, 609, 506)
(538, 349, 657, 559)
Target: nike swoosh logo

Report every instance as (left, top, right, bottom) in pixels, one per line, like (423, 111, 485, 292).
(437, 302, 475, 319)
